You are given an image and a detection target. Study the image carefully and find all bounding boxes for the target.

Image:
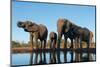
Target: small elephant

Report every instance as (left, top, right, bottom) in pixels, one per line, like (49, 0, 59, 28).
(49, 32, 57, 63)
(17, 21, 48, 64)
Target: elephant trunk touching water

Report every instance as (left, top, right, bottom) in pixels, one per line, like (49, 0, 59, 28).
(17, 21, 48, 64)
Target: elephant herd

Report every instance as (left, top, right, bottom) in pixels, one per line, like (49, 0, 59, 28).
(17, 18, 93, 64)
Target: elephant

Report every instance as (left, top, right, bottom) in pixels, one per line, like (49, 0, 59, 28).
(57, 18, 75, 63)
(71, 27, 93, 49)
(17, 21, 48, 64)
(49, 32, 57, 63)
(72, 27, 93, 61)
(75, 27, 93, 61)
(57, 18, 93, 63)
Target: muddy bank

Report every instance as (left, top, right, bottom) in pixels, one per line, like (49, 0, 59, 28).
(12, 47, 96, 54)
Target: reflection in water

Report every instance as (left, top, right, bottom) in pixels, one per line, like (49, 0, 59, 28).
(12, 51, 96, 66)
(67, 52, 71, 62)
(74, 52, 81, 62)
(46, 52, 50, 64)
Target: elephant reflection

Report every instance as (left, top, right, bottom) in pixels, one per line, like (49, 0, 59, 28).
(49, 32, 57, 63)
(17, 21, 48, 64)
(57, 18, 93, 63)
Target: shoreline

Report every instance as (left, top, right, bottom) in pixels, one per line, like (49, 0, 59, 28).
(12, 47, 96, 54)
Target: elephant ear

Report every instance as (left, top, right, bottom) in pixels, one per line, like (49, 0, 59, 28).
(64, 20, 71, 32)
(26, 21, 33, 26)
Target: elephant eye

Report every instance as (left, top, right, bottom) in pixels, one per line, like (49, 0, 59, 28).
(29, 24, 33, 26)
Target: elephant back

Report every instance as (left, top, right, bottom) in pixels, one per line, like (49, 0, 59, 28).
(39, 24, 48, 40)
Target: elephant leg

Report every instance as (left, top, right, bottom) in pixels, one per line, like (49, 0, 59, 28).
(87, 40, 90, 50)
(51, 40, 54, 63)
(77, 37, 80, 48)
(57, 34, 62, 63)
(79, 36, 82, 61)
(87, 39, 90, 61)
(53, 40, 57, 63)
(89, 31, 93, 48)
(52, 40, 56, 63)
(75, 38, 78, 49)
(88, 33, 93, 61)
(75, 37, 81, 62)
(64, 36, 67, 63)
(30, 33, 34, 48)
(71, 39, 73, 62)
(43, 40, 46, 63)
(50, 40, 52, 63)
(88, 35, 92, 49)
(71, 39, 73, 49)
(75, 37, 78, 48)
(29, 34, 34, 65)
(40, 41, 42, 63)
(34, 39, 38, 64)
(80, 36, 82, 49)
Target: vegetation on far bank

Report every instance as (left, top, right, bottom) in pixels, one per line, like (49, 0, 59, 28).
(11, 40, 96, 49)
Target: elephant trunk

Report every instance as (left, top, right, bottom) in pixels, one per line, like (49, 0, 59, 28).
(17, 21, 25, 28)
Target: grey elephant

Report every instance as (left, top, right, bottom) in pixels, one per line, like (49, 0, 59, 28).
(57, 18, 93, 63)
(49, 32, 57, 63)
(17, 21, 48, 64)
(71, 27, 93, 61)
(57, 18, 75, 63)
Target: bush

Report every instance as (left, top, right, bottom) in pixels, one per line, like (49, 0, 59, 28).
(11, 41, 28, 48)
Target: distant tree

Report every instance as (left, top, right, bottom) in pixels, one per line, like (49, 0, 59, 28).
(20, 41, 28, 47)
(12, 41, 21, 48)
(12, 41, 29, 48)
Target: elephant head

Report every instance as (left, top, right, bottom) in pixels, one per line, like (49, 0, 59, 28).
(17, 21, 39, 32)
(57, 18, 72, 35)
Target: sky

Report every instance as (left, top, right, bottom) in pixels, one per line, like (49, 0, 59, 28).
(12, 0, 96, 43)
